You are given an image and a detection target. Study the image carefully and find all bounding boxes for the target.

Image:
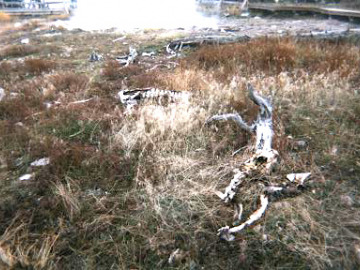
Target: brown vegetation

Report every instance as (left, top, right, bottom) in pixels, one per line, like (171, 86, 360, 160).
(0, 45, 40, 60)
(185, 38, 360, 79)
(50, 72, 89, 92)
(24, 58, 57, 74)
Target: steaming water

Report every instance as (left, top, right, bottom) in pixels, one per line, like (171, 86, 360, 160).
(64, 0, 217, 31)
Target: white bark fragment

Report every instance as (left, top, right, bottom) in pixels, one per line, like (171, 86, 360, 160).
(234, 203, 244, 221)
(0, 246, 14, 267)
(68, 98, 93, 105)
(21, 38, 29, 44)
(0, 88, 5, 101)
(30, 157, 50, 167)
(218, 195, 269, 241)
(216, 169, 246, 203)
(286, 173, 311, 186)
(19, 174, 33, 181)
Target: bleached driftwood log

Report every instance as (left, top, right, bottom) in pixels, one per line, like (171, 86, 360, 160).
(207, 84, 311, 241)
(118, 88, 190, 110)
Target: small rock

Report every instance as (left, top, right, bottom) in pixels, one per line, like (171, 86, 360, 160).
(330, 145, 338, 156)
(240, 12, 250, 17)
(21, 38, 30, 44)
(262, 234, 269, 241)
(0, 88, 5, 101)
(9, 92, 19, 98)
(19, 174, 33, 181)
(89, 51, 103, 62)
(142, 51, 155, 57)
(253, 224, 262, 233)
(340, 195, 354, 208)
(30, 157, 50, 167)
(295, 140, 307, 149)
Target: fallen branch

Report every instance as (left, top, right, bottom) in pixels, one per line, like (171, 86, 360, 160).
(207, 84, 311, 241)
(206, 113, 254, 133)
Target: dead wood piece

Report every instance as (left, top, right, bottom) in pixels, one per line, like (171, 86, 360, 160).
(116, 47, 138, 66)
(218, 195, 269, 241)
(118, 88, 190, 111)
(206, 82, 314, 240)
(89, 51, 103, 62)
(208, 84, 277, 202)
(166, 35, 250, 55)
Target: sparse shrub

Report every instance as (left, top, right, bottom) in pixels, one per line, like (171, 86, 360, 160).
(127, 70, 164, 88)
(0, 45, 40, 60)
(101, 61, 143, 80)
(0, 87, 44, 122)
(0, 61, 13, 78)
(50, 72, 89, 92)
(24, 58, 56, 74)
